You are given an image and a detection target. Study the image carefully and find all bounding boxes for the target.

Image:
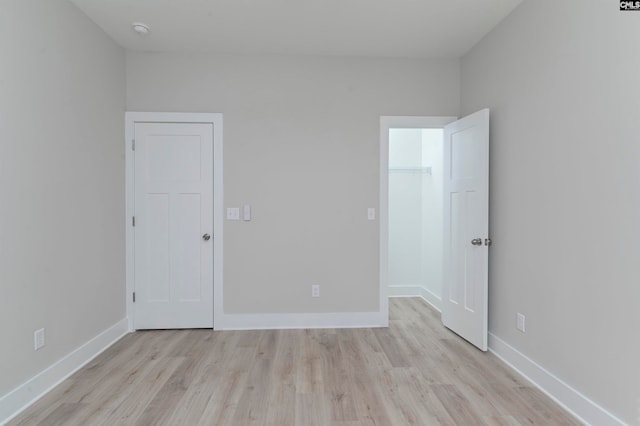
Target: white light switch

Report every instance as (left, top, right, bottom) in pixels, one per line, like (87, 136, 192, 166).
(367, 208, 376, 220)
(34, 328, 45, 350)
(243, 205, 251, 221)
(227, 207, 240, 220)
(517, 313, 526, 332)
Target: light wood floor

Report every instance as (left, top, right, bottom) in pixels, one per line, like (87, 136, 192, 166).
(9, 298, 581, 425)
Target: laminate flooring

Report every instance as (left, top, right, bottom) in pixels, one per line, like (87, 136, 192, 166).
(8, 298, 581, 425)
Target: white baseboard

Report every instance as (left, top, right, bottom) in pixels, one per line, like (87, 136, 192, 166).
(389, 285, 442, 311)
(215, 311, 387, 330)
(418, 287, 441, 311)
(0, 318, 129, 425)
(488, 333, 625, 426)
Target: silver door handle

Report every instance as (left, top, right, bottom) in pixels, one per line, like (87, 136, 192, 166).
(202, 233, 211, 241)
(471, 238, 482, 246)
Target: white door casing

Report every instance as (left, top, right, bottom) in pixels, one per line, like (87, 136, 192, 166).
(442, 109, 490, 351)
(125, 112, 223, 331)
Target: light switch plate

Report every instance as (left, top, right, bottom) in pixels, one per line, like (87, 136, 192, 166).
(227, 207, 240, 220)
(34, 328, 45, 350)
(243, 205, 251, 221)
(367, 208, 376, 220)
(517, 313, 526, 332)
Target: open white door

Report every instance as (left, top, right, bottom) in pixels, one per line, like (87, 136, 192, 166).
(133, 121, 214, 329)
(442, 109, 490, 351)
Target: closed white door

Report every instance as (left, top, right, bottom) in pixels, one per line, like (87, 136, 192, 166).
(133, 122, 214, 329)
(442, 109, 490, 351)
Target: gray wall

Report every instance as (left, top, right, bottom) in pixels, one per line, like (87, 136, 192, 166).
(0, 0, 125, 396)
(461, 0, 640, 423)
(127, 53, 460, 314)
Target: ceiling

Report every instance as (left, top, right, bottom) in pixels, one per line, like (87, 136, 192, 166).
(70, 0, 523, 59)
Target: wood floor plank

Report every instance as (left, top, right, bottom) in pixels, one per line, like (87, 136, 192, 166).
(264, 330, 297, 426)
(318, 331, 358, 422)
(59, 354, 167, 424)
(9, 381, 76, 426)
(231, 357, 273, 425)
(196, 369, 248, 425)
(361, 368, 421, 425)
(135, 356, 198, 426)
(35, 402, 88, 426)
(94, 356, 185, 425)
(7, 298, 581, 426)
(295, 393, 331, 426)
(160, 333, 231, 425)
(348, 328, 392, 373)
(373, 327, 411, 368)
(512, 386, 582, 426)
(229, 330, 278, 425)
(403, 368, 458, 425)
(295, 330, 325, 395)
(481, 415, 524, 425)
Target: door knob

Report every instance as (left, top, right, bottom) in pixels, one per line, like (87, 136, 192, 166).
(471, 238, 482, 246)
(202, 233, 211, 241)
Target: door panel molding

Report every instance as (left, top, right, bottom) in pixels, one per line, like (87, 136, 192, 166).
(125, 112, 223, 331)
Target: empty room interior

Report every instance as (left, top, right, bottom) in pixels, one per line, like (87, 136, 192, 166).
(1, 0, 639, 424)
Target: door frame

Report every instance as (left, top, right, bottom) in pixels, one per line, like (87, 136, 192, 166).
(379, 116, 457, 312)
(125, 112, 224, 331)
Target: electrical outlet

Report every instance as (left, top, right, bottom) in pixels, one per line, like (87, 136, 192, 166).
(311, 285, 320, 298)
(516, 313, 526, 333)
(34, 328, 45, 350)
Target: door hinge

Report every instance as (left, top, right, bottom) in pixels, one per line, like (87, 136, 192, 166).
(132, 139, 135, 151)
(133, 292, 136, 303)
(132, 216, 135, 227)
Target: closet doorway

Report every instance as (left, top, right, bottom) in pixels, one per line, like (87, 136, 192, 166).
(380, 112, 491, 351)
(381, 116, 455, 311)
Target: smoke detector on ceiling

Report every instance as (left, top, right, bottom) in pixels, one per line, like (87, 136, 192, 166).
(132, 22, 150, 36)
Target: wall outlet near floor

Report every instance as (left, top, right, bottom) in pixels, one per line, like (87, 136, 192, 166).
(516, 313, 526, 333)
(311, 284, 320, 298)
(34, 328, 45, 350)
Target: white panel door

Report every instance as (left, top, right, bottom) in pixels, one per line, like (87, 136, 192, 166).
(442, 109, 490, 351)
(134, 122, 213, 329)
